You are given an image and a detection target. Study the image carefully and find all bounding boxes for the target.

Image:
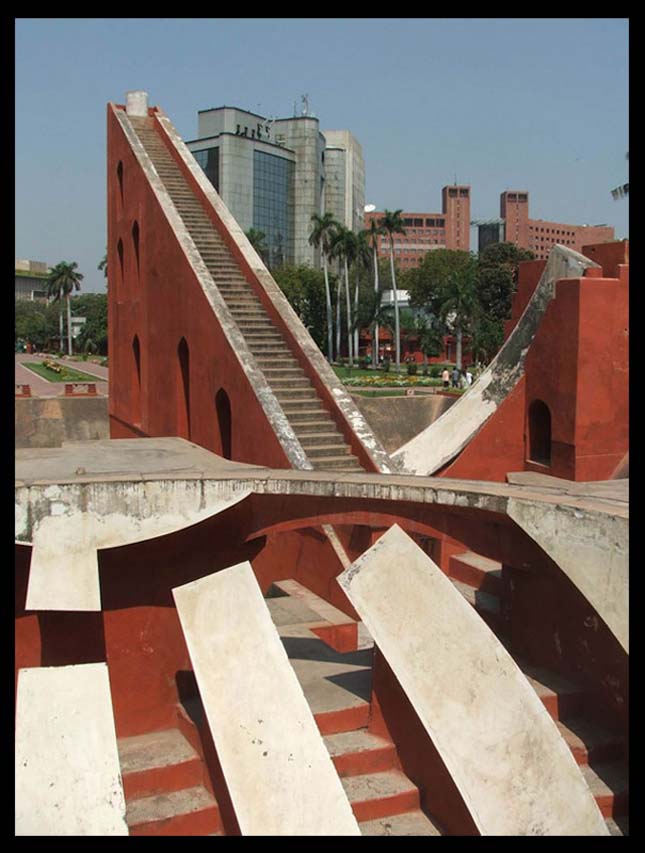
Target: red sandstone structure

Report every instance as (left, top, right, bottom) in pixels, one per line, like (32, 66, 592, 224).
(14, 93, 628, 836)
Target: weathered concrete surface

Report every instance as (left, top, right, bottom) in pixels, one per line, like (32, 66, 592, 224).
(338, 526, 609, 836)
(172, 562, 361, 836)
(15, 663, 128, 836)
(15, 439, 627, 649)
(20, 440, 254, 611)
(507, 498, 628, 653)
(15, 396, 109, 448)
(393, 246, 599, 475)
(351, 393, 456, 454)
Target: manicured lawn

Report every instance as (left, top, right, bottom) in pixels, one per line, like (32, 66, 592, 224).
(23, 362, 102, 383)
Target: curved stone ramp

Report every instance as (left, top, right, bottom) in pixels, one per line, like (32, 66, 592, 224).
(15, 438, 628, 652)
(172, 563, 361, 836)
(392, 245, 599, 476)
(16, 663, 128, 836)
(338, 526, 609, 836)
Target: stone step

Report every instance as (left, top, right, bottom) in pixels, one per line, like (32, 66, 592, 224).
(580, 762, 628, 818)
(448, 550, 503, 596)
(274, 389, 320, 400)
(298, 432, 345, 447)
(117, 728, 203, 800)
(311, 454, 363, 470)
(514, 658, 585, 721)
(259, 368, 304, 378)
(268, 378, 311, 389)
(450, 578, 506, 635)
(323, 729, 398, 778)
(359, 811, 443, 836)
(342, 771, 420, 822)
(555, 718, 625, 766)
(303, 444, 351, 460)
(126, 785, 221, 836)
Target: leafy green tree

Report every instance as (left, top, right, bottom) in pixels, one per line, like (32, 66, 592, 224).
(70, 293, 108, 355)
(46, 261, 84, 355)
(380, 210, 406, 371)
(477, 241, 535, 321)
(408, 249, 478, 369)
(309, 213, 339, 362)
(15, 300, 59, 351)
(272, 265, 331, 353)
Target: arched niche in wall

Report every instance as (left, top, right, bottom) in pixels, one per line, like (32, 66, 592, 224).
(215, 388, 232, 460)
(177, 337, 191, 439)
(131, 220, 140, 279)
(116, 238, 124, 304)
(132, 335, 142, 426)
(116, 161, 124, 214)
(527, 399, 552, 466)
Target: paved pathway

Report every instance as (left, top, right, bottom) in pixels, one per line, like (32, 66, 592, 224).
(15, 353, 108, 397)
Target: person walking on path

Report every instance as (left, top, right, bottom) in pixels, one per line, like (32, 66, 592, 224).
(442, 368, 450, 389)
(451, 366, 460, 388)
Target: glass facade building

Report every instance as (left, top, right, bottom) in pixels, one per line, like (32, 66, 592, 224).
(193, 147, 219, 193)
(252, 150, 294, 268)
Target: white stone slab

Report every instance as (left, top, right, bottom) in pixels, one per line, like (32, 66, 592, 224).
(172, 563, 361, 836)
(508, 498, 628, 653)
(26, 487, 251, 611)
(338, 525, 609, 836)
(15, 663, 128, 836)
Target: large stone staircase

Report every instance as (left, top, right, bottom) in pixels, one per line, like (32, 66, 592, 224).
(129, 117, 363, 473)
(114, 567, 627, 835)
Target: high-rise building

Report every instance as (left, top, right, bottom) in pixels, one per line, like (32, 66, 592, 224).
(364, 185, 471, 270)
(187, 106, 365, 269)
(322, 130, 365, 232)
(15, 259, 49, 302)
(485, 191, 615, 260)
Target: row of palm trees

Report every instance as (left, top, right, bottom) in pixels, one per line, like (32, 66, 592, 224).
(45, 261, 84, 355)
(309, 209, 406, 369)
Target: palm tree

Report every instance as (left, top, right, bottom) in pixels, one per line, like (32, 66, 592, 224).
(330, 226, 358, 366)
(309, 213, 339, 362)
(367, 218, 385, 366)
(46, 261, 84, 356)
(353, 230, 372, 361)
(98, 251, 108, 279)
(381, 210, 406, 371)
(436, 259, 478, 370)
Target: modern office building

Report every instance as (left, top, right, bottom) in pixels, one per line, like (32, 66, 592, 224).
(364, 185, 471, 270)
(187, 105, 365, 269)
(322, 130, 365, 232)
(15, 259, 49, 302)
(480, 192, 615, 260)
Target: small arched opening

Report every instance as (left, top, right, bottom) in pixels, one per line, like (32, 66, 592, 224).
(177, 338, 191, 439)
(131, 220, 140, 278)
(116, 161, 124, 210)
(132, 335, 142, 426)
(116, 239, 124, 302)
(527, 399, 552, 466)
(215, 389, 232, 460)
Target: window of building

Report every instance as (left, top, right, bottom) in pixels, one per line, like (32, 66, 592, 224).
(215, 388, 232, 459)
(414, 218, 423, 227)
(459, 189, 469, 197)
(518, 194, 528, 202)
(449, 189, 457, 197)
(131, 221, 140, 277)
(117, 161, 124, 210)
(253, 150, 295, 267)
(194, 147, 220, 193)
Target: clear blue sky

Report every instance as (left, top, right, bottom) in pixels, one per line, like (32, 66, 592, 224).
(16, 18, 629, 293)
